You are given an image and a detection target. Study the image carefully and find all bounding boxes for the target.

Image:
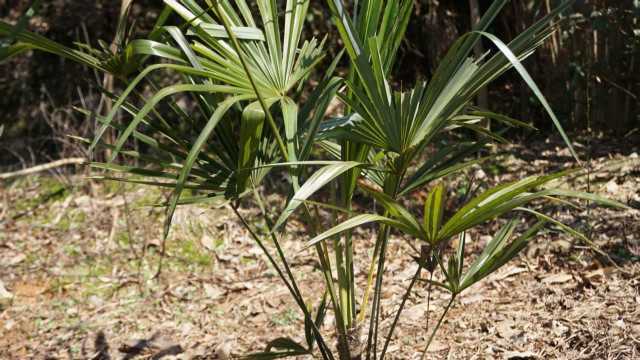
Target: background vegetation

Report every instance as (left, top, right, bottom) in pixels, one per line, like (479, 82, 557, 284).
(1, 0, 638, 170)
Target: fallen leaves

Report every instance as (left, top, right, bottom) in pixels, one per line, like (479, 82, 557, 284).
(1, 138, 639, 359)
(6, 253, 26, 266)
(503, 350, 539, 359)
(12, 280, 48, 298)
(0, 280, 12, 306)
(541, 273, 574, 285)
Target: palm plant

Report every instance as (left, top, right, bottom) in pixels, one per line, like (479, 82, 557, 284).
(1, 0, 628, 359)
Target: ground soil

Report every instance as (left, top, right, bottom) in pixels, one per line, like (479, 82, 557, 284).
(1, 136, 639, 359)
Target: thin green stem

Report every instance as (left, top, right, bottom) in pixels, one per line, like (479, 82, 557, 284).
(336, 231, 350, 327)
(358, 244, 379, 324)
(231, 204, 333, 359)
(340, 141, 358, 329)
(252, 189, 305, 301)
(343, 191, 356, 327)
(380, 264, 422, 359)
(332, 182, 350, 329)
(424, 271, 434, 336)
(367, 224, 391, 360)
(300, 196, 347, 340)
(419, 295, 456, 360)
(367, 174, 402, 360)
(288, 165, 348, 349)
(251, 188, 337, 357)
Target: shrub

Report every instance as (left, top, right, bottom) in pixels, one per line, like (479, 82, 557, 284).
(0, 0, 626, 358)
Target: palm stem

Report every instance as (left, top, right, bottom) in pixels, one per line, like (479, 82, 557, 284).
(380, 264, 422, 359)
(332, 182, 351, 329)
(424, 271, 434, 336)
(367, 174, 402, 359)
(302, 196, 348, 340)
(318, 240, 348, 336)
(231, 204, 333, 358)
(366, 224, 391, 360)
(419, 295, 456, 360)
(357, 244, 379, 324)
(252, 187, 339, 357)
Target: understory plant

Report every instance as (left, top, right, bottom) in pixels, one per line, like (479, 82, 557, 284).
(1, 0, 628, 358)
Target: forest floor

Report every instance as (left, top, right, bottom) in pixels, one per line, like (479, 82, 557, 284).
(1, 136, 639, 359)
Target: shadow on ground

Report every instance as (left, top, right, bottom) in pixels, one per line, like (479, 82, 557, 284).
(81, 331, 186, 360)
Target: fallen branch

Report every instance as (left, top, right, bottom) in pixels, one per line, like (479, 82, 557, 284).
(0, 157, 87, 180)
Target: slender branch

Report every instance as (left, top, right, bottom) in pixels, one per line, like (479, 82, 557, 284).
(0, 157, 86, 179)
(231, 204, 333, 358)
(419, 295, 456, 360)
(358, 240, 379, 324)
(380, 264, 422, 359)
(424, 271, 434, 336)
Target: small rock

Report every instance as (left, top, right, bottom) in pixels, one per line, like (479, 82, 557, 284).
(605, 179, 619, 194)
(496, 321, 522, 340)
(504, 350, 538, 359)
(3, 319, 15, 331)
(200, 232, 218, 251)
(7, 253, 26, 266)
(425, 340, 448, 352)
(214, 342, 234, 359)
(203, 284, 223, 300)
(541, 273, 573, 284)
(66, 307, 78, 316)
(0, 280, 13, 301)
(404, 303, 430, 319)
(88, 295, 104, 308)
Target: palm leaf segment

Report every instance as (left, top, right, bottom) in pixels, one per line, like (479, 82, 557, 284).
(169, 0, 324, 96)
(119, 0, 324, 238)
(305, 171, 627, 293)
(6, 0, 323, 238)
(324, 0, 578, 164)
(100, 0, 324, 155)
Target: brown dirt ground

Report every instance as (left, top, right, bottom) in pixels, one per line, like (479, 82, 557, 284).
(1, 136, 639, 359)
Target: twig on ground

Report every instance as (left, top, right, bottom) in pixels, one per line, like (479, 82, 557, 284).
(0, 158, 86, 180)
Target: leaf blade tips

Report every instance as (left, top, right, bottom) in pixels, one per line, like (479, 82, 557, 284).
(473, 30, 580, 165)
(304, 214, 403, 249)
(272, 161, 364, 233)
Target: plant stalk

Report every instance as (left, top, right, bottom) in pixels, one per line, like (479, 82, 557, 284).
(419, 295, 456, 360)
(231, 204, 333, 359)
(380, 264, 422, 359)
